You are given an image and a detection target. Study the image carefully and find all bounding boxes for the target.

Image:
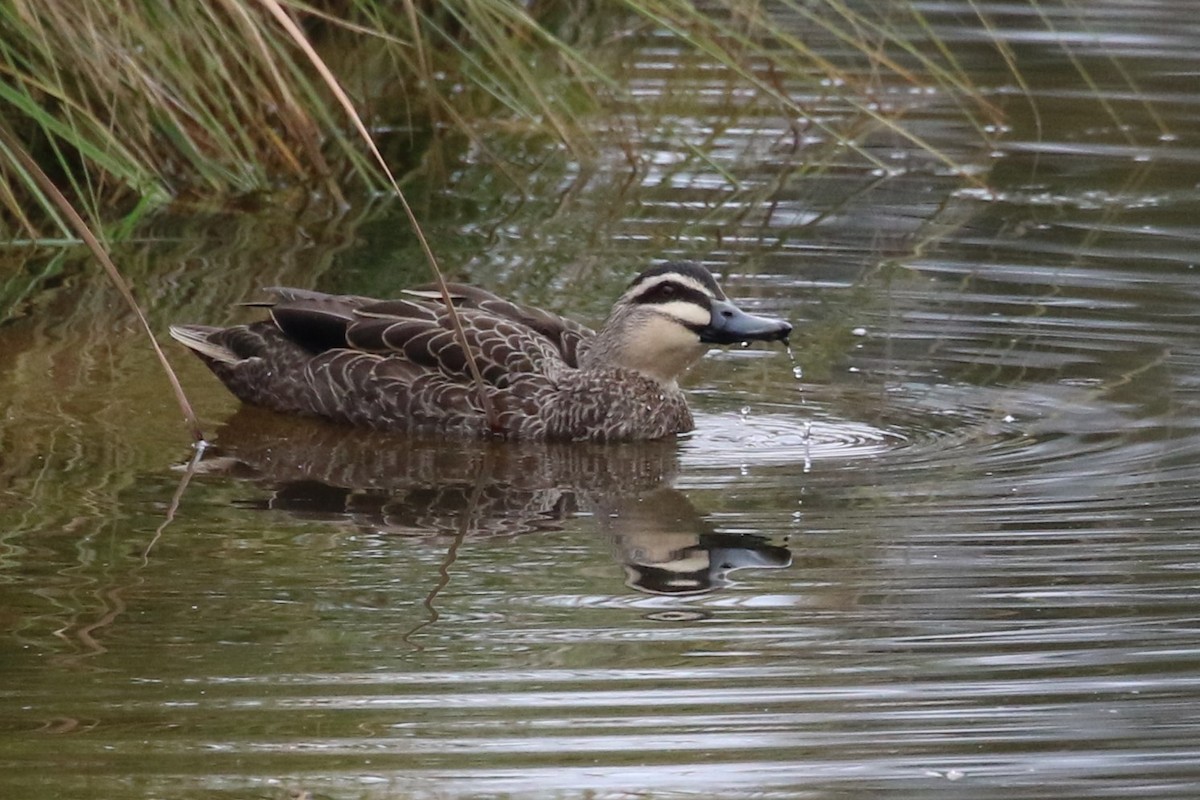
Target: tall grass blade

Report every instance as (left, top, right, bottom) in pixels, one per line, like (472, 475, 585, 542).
(259, 0, 500, 431)
(0, 125, 205, 444)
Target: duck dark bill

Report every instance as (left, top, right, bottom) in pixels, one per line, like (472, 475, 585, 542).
(699, 298, 793, 345)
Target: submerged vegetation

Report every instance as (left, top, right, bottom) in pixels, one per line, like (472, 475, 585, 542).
(0, 0, 1006, 241)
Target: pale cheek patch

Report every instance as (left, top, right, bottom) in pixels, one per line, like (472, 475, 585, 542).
(643, 314, 702, 349)
(656, 301, 711, 328)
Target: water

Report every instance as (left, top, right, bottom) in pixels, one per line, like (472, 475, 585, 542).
(4, 2, 1200, 798)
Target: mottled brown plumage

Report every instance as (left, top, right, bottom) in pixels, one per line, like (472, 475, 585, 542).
(171, 262, 792, 441)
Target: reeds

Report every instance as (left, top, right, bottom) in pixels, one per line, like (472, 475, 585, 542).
(0, 0, 365, 237)
(0, 0, 1006, 242)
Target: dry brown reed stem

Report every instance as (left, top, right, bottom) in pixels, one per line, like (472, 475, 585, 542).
(259, 0, 500, 431)
(0, 125, 205, 444)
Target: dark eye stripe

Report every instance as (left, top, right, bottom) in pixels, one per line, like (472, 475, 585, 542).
(631, 281, 711, 309)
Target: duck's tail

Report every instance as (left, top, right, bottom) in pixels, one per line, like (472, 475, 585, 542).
(169, 324, 240, 365)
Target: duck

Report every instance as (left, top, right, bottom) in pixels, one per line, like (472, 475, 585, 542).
(169, 261, 792, 442)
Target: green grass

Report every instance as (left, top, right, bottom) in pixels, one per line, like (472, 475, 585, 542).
(0, 0, 1007, 243)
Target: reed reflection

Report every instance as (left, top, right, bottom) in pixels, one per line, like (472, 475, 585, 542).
(200, 408, 791, 594)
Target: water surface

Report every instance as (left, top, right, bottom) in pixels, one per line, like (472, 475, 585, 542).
(3, 3, 1200, 798)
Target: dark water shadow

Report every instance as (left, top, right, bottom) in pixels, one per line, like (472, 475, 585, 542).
(195, 408, 792, 597)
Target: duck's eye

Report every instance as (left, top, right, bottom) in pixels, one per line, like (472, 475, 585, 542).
(634, 279, 703, 306)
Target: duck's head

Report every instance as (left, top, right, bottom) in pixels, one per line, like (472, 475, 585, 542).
(584, 262, 793, 385)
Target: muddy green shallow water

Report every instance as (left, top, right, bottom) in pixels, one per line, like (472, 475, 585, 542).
(4, 3, 1200, 799)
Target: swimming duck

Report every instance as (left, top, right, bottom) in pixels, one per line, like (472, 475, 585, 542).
(170, 261, 792, 441)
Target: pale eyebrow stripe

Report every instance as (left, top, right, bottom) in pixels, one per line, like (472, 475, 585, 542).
(653, 299, 711, 327)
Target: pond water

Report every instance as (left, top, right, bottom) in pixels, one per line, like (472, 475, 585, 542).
(4, 2, 1200, 799)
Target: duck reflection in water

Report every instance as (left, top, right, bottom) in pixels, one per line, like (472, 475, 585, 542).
(198, 408, 791, 595)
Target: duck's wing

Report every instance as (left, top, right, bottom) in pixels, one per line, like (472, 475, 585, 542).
(398, 283, 594, 368)
(261, 285, 593, 367)
(255, 287, 373, 354)
(335, 296, 566, 387)
(244, 286, 580, 391)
